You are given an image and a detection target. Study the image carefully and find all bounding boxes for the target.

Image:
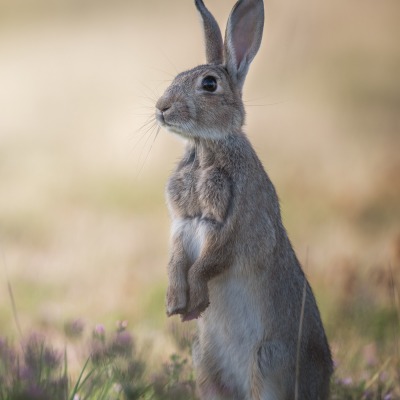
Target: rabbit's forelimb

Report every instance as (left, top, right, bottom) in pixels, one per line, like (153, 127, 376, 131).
(166, 159, 235, 320)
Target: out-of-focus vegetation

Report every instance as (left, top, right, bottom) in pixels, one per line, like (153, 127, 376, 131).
(0, 0, 399, 397)
(0, 321, 196, 400)
(0, 320, 398, 399)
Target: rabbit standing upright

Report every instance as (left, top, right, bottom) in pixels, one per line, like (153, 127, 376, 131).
(155, 0, 333, 399)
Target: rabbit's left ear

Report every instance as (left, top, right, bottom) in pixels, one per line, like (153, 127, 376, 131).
(195, 0, 224, 64)
(224, 0, 264, 92)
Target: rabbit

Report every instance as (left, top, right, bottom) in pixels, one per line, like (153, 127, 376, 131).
(155, 0, 333, 398)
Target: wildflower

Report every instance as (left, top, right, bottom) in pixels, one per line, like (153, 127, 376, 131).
(116, 320, 128, 332)
(0, 337, 17, 372)
(64, 319, 85, 339)
(90, 340, 109, 365)
(25, 384, 45, 400)
(340, 377, 353, 386)
(110, 331, 134, 358)
(44, 346, 62, 369)
(22, 334, 61, 372)
(93, 324, 106, 340)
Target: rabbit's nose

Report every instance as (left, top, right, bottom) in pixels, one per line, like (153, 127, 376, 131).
(155, 98, 172, 125)
(159, 105, 170, 113)
(156, 98, 171, 113)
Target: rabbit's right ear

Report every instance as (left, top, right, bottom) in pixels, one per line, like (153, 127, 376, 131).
(195, 0, 224, 65)
(224, 0, 264, 92)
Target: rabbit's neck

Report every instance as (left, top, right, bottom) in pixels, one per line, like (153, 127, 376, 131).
(191, 134, 243, 169)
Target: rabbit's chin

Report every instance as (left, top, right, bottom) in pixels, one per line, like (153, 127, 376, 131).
(163, 123, 228, 142)
(163, 124, 194, 140)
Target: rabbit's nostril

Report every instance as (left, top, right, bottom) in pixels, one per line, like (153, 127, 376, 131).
(155, 107, 169, 124)
(156, 97, 172, 113)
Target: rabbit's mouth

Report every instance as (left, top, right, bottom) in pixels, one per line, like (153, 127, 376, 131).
(155, 109, 194, 138)
(155, 108, 180, 131)
(155, 108, 167, 125)
(155, 110, 177, 132)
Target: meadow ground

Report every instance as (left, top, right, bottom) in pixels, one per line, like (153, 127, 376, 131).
(0, 0, 399, 398)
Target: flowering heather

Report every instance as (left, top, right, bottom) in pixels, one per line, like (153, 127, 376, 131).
(0, 319, 398, 399)
(0, 334, 67, 400)
(0, 323, 196, 400)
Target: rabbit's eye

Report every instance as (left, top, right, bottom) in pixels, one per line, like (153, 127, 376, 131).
(201, 76, 218, 92)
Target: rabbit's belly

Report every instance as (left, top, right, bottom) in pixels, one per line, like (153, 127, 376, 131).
(172, 216, 207, 263)
(197, 271, 265, 395)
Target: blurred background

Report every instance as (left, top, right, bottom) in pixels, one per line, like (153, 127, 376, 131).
(0, 0, 399, 378)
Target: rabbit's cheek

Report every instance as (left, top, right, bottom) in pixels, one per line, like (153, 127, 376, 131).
(162, 103, 191, 130)
(187, 98, 197, 115)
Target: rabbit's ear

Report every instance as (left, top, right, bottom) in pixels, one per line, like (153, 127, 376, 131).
(195, 0, 224, 64)
(224, 0, 264, 91)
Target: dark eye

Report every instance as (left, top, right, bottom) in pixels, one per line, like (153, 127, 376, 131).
(201, 76, 218, 92)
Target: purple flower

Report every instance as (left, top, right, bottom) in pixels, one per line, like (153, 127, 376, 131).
(110, 331, 134, 357)
(340, 377, 353, 386)
(0, 337, 17, 369)
(64, 319, 85, 339)
(116, 320, 128, 332)
(93, 324, 106, 339)
(90, 340, 108, 365)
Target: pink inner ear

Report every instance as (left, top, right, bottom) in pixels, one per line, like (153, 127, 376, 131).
(231, 6, 259, 67)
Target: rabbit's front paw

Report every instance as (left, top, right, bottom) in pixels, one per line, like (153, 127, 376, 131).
(182, 282, 210, 322)
(166, 284, 188, 317)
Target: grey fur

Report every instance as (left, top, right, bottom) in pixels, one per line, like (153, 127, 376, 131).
(155, 1, 333, 399)
(195, 0, 224, 64)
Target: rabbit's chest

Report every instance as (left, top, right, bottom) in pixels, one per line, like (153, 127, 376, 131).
(167, 166, 231, 263)
(167, 166, 230, 221)
(167, 168, 201, 217)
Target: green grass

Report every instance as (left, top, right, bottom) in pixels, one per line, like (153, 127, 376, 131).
(0, 312, 398, 400)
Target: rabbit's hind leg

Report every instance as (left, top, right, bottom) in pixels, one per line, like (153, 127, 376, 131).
(193, 338, 243, 400)
(196, 379, 240, 400)
(251, 341, 292, 400)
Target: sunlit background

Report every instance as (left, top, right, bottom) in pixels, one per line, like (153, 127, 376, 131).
(0, 0, 399, 380)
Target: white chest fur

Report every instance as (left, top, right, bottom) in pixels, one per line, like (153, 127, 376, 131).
(171, 216, 208, 264)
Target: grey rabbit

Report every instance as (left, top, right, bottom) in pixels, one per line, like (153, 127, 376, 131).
(155, 0, 333, 398)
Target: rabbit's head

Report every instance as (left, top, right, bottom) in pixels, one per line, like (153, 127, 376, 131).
(155, 0, 264, 140)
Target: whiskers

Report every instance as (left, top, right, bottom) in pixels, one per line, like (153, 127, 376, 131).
(127, 80, 167, 178)
(130, 111, 161, 179)
(130, 97, 161, 178)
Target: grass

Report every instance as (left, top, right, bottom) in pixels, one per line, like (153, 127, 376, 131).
(0, 318, 197, 400)
(0, 309, 398, 399)
(1, 259, 399, 399)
